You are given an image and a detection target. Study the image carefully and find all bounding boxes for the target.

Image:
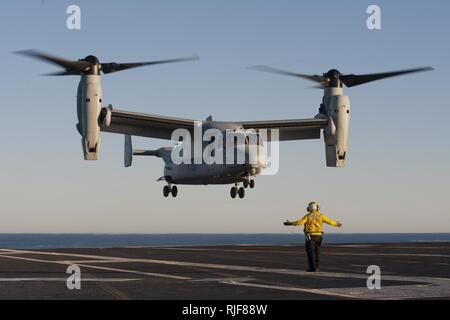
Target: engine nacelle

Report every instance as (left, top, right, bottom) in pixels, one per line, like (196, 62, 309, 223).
(99, 105, 112, 128)
(323, 95, 350, 167)
(82, 136, 101, 161)
(77, 75, 102, 160)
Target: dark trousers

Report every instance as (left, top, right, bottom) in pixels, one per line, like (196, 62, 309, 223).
(305, 235, 323, 271)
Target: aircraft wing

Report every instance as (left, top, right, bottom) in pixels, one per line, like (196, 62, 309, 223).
(101, 108, 198, 140)
(101, 107, 328, 142)
(240, 118, 328, 141)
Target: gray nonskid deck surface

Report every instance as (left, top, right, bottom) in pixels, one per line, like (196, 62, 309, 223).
(0, 243, 449, 300)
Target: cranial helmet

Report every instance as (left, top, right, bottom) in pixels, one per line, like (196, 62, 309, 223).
(307, 201, 319, 213)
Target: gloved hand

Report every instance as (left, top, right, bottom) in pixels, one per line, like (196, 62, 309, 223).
(336, 221, 343, 227)
(283, 221, 292, 226)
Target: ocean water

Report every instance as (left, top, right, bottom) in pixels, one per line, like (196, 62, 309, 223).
(0, 233, 449, 249)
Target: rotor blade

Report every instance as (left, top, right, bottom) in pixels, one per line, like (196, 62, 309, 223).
(43, 70, 87, 76)
(101, 55, 199, 74)
(306, 84, 325, 89)
(14, 49, 91, 74)
(340, 67, 434, 88)
(248, 65, 326, 84)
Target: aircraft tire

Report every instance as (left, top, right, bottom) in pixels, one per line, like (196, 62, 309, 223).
(163, 185, 171, 197)
(171, 186, 178, 198)
(230, 187, 237, 199)
(238, 187, 245, 199)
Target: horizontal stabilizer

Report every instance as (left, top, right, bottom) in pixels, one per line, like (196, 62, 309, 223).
(133, 150, 161, 157)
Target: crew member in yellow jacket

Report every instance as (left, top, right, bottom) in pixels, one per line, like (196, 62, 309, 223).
(284, 201, 342, 272)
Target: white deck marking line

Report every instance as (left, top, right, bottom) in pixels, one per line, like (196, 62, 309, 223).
(191, 277, 360, 299)
(149, 248, 301, 254)
(192, 277, 255, 283)
(0, 249, 123, 260)
(0, 254, 191, 281)
(57, 260, 135, 264)
(221, 280, 360, 299)
(0, 252, 30, 255)
(316, 284, 450, 300)
(74, 263, 192, 281)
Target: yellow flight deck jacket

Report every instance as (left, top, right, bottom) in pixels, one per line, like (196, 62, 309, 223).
(291, 211, 339, 236)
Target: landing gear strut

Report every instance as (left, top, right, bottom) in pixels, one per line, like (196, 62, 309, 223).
(163, 185, 178, 198)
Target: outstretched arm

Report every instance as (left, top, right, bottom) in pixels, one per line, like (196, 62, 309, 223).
(284, 215, 308, 226)
(322, 214, 342, 227)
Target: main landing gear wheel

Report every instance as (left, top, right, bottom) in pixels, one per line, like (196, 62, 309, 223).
(171, 186, 178, 198)
(230, 186, 237, 199)
(249, 179, 255, 189)
(163, 185, 178, 198)
(243, 180, 249, 188)
(163, 185, 171, 198)
(238, 187, 245, 199)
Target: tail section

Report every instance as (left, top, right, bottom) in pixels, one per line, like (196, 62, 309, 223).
(124, 135, 172, 167)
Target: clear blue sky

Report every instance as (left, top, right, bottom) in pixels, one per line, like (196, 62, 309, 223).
(0, 0, 448, 233)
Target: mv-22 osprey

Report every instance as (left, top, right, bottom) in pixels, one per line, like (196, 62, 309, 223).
(16, 50, 432, 199)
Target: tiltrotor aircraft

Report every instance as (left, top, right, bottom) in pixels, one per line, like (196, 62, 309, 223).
(16, 50, 433, 199)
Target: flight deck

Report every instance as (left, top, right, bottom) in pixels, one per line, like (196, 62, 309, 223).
(0, 243, 449, 300)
